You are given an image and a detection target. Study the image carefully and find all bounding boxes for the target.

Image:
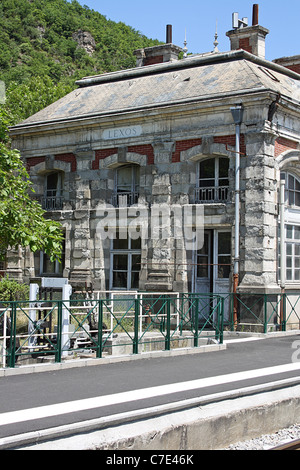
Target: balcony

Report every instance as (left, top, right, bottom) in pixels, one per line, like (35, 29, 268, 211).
(111, 191, 139, 208)
(194, 186, 229, 204)
(41, 191, 64, 211)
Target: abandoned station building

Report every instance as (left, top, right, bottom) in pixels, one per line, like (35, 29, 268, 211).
(7, 6, 300, 322)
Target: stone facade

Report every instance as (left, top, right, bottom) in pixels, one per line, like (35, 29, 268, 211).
(7, 14, 300, 311)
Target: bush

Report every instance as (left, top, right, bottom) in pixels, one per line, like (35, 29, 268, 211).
(0, 275, 29, 302)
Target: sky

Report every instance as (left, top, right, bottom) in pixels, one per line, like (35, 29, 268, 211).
(73, 0, 300, 62)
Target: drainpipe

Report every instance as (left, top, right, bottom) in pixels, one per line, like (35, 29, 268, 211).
(280, 176, 286, 329)
(230, 105, 244, 329)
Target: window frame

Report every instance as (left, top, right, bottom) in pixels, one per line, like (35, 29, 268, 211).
(195, 157, 229, 203)
(42, 171, 64, 211)
(112, 164, 140, 207)
(110, 234, 141, 290)
(281, 171, 300, 208)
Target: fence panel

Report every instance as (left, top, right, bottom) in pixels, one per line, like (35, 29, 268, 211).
(225, 292, 300, 332)
(0, 293, 225, 368)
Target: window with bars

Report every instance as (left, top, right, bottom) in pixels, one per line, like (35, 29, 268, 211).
(195, 157, 229, 203)
(112, 165, 140, 207)
(42, 172, 64, 211)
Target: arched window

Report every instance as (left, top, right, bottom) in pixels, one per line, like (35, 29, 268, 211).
(195, 157, 229, 203)
(42, 171, 64, 210)
(112, 164, 140, 207)
(281, 172, 300, 207)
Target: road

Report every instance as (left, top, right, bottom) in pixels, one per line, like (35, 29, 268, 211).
(1, 333, 300, 448)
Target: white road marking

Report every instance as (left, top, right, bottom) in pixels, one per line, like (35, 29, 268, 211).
(1, 362, 300, 427)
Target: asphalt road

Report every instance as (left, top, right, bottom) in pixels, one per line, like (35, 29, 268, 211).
(1, 334, 300, 444)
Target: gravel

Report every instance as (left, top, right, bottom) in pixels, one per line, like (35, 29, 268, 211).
(224, 424, 300, 450)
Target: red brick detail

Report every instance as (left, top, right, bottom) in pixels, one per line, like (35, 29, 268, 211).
(92, 148, 118, 169)
(283, 64, 300, 74)
(214, 135, 246, 155)
(172, 139, 203, 162)
(239, 37, 252, 54)
(26, 156, 45, 172)
(144, 56, 164, 66)
(55, 153, 77, 172)
(275, 137, 298, 157)
(128, 144, 155, 165)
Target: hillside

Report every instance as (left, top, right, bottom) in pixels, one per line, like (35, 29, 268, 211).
(0, 0, 161, 124)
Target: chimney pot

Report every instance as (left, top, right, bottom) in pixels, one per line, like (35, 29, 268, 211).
(166, 25, 172, 44)
(252, 4, 259, 25)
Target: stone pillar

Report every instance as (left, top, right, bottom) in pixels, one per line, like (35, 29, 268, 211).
(69, 150, 93, 288)
(145, 141, 176, 291)
(238, 128, 279, 293)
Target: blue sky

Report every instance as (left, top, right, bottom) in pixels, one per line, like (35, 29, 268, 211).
(73, 0, 300, 61)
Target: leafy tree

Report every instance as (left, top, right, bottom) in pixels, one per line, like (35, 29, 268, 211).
(0, 111, 64, 262)
(0, 275, 29, 302)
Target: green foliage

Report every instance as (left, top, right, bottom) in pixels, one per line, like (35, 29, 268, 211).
(0, 0, 161, 121)
(0, 112, 64, 262)
(0, 275, 29, 301)
(0, 142, 64, 261)
(0, 0, 160, 261)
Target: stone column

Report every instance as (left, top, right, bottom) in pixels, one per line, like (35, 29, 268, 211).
(69, 150, 93, 288)
(145, 142, 175, 292)
(238, 128, 279, 293)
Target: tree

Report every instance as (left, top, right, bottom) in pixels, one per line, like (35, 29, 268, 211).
(0, 111, 64, 262)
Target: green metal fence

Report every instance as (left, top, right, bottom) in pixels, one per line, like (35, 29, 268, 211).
(224, 292, 300, 332)
(0, 293, 224, 369)
(2, 291, 299, 369)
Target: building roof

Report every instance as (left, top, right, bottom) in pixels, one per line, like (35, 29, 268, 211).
(11, 49, 300, 131)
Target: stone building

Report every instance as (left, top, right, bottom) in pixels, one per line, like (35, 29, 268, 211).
(7, 7, 300, 322)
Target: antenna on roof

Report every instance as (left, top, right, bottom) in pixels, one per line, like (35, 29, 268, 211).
(232, 12, 248, 29)
(213, 20, 219, 52)
(183, 29, 188, 58)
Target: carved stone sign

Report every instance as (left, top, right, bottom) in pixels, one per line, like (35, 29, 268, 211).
(102, 125, 142, 140)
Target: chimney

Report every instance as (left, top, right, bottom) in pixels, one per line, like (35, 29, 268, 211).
(226, 4, 269, 59)
(133, 25, 183, 67)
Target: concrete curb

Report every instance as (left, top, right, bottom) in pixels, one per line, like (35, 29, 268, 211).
(8, 380, 300, 450)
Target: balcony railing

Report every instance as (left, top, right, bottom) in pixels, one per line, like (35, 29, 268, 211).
(194, 186, 229, 204)
(111, 191, 139, 207)
(41, 195, 64, 211)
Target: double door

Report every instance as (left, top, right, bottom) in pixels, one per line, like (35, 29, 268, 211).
(193, 230, 231, 322)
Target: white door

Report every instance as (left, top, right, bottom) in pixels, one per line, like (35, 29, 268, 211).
(193, 231, 213, 322)
(194, 230, 231, 322)
(213, 231, 231, 322)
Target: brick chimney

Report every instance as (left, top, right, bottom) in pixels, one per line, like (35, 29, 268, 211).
(133, 25, 183, 67)
(226, 4, 269, 59)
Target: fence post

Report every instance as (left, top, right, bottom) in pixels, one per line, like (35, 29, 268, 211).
(97, 299, 103, 358)
(282, 293, 287, 332)
(8, 302, 17, 368)
(216, 296, 224, 344)
(194, 296, 199, 348)
(133, 295, 139, 355)
(55, 301, 62, 363)
(264, 294, 268, 334)
(165, 298, 171, 351)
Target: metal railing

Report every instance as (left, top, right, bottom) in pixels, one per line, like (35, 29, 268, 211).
(223, 292, 300, 333)
(111, 191, 139, 207)
(194, 186, 229, 204)
(41, 195, 64, 211)
(0, 293, 224, 369)
(2, 291, 300, 369)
